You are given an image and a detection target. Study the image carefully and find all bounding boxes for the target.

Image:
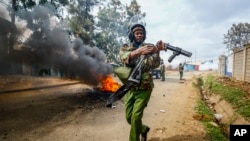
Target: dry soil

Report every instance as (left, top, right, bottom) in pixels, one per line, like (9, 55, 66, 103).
(0, 71, 218, 141)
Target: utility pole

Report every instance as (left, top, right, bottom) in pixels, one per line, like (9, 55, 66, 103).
(195, 49, 196, 64)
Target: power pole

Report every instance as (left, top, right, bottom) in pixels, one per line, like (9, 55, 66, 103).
(195, 49, 196, 64)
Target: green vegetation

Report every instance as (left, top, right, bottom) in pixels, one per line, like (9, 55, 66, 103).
(196, 100, 228, 141)
(5, 0, 145, 63)
(204, 75, 250, 120)
(193, 74, 250, 141)
(223, 23, 250, 50)
(193, 77, 228, 141)
(192, 77, 203, 90)
(204, 122, 228, 141)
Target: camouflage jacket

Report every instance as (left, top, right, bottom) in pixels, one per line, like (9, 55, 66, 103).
(119, 43, 160, 90)
(160, 64, 165, 73)
(179, 64, 184, 72)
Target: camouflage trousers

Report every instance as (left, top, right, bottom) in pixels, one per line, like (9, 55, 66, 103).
(179, 71, 183, 80)
(161, 71, 165, 81)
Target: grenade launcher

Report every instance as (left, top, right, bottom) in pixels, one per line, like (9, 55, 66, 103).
(106, 43, 192, 107)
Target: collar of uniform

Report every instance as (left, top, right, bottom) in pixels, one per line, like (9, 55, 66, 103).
(129, 42, 146, 50)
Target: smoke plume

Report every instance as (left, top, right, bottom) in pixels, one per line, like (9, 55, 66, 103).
(0, 4, 113, 86)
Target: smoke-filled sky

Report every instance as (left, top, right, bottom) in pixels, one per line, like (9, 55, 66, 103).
(0, 3, 112, 86)
(120, 0, 250, 65)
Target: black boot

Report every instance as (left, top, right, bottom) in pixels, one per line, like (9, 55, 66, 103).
(141, 127, 150, 141)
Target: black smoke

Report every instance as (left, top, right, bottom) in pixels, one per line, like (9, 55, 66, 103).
(0, 4, 113, 86)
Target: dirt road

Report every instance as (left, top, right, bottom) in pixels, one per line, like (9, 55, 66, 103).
(0, 71, 210, 141)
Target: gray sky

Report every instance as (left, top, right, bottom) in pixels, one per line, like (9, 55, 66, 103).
(120, 0, 250, 65)
(1, 0, 250, 66)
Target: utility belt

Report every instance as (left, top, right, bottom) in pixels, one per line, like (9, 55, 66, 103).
(130, 83, 153, 91)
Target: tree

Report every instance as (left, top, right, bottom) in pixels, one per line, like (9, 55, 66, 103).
(7, 0, 68, 18)
(3, 0, 69, 48)
(95, 0, 145, 63)
(223, 23, 250, 50)
(95, 0, 127, 63)
(125, 0, 145, 21)
(66, 0, 99, 45)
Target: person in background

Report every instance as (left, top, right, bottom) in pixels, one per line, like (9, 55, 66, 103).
(160, 59, 165, 81)
(179, 62, 185, 80)
(119, 15, 166, 141)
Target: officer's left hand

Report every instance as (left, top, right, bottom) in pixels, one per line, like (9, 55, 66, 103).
(156, 40, 167, 51)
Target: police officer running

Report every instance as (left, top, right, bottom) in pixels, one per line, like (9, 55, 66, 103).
(119, 15, 167, 141)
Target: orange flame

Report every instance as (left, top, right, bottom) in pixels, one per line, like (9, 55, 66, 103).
(99, 75, 121, 93)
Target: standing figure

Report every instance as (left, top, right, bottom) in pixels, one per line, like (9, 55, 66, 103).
(179, 62, 185, 80)
(119, 15, 166, 141)
(160, 60, 165, 81)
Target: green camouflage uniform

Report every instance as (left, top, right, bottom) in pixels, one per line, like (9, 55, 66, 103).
(179, 63, 184, 80)
(120, 43, 160, 141)
(160, 63, 165, 81)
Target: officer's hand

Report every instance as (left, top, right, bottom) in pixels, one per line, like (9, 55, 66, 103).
(156, 40, 167, 51)
(137, 45, 157, 55)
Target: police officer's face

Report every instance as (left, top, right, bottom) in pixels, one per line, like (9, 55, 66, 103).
(134, 30, 144, 43)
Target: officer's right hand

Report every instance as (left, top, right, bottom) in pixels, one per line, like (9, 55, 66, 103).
(137, 45, 157, 55)
(129, 45, 157, 59)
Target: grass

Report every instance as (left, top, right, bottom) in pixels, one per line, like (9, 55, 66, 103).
(204, 75, 250, 120)
(193, 74, 250, 141)
(193, 77, 228, 141)
(195, 99, 228, 141)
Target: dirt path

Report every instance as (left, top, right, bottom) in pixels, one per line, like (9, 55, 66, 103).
(146, 71, 209, 141)
(0, 71, 210, 141)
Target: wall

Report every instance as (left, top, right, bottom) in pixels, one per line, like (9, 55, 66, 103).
(226, 54, 233, 76)
(245, 46, 250, 82)
(218, 55, 226, 76)
(233, 49, 244, 80)
(185, 64, 194, 71)
(232, 44, 250, 82)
